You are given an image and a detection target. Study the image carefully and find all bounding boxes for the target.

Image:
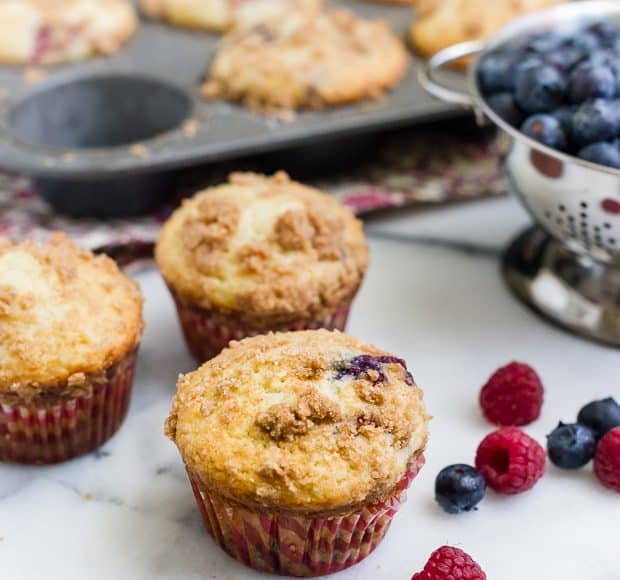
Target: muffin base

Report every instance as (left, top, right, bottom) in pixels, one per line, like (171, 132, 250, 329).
(0, 350, 137, 465)
(170, 289, 354, 362)
(187, 453, 425, 576)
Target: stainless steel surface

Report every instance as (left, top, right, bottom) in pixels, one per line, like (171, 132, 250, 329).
(422, 1, 620, 346)
(417, 40, 482, 108)
(0, 0, 463, 179)
(503, 227, 620, 347)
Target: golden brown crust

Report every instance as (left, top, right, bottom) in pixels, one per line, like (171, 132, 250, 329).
(141, 0, 321, 33)
(0, 0, 137, 65)
(202, 9, 409, 112)
(0, 233, 143, 393)
(166, 330, 429, 515)
(155, 172, 369, 326)
(411, 0, 564, 65)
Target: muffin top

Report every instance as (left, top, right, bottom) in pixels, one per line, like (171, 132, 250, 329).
(155, 172, 369, 325)
(201, 9, 409, 111)
(166, 330, 429, 515)
(0, 233, 143, 394)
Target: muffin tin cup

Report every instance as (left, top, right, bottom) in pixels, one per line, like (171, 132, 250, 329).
(187, 453, 425, 577)
(169, 288, 356, 363)
(0, 349, 138, 465)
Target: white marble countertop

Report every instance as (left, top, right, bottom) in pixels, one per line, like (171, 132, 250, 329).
(1, 196, 618, 580)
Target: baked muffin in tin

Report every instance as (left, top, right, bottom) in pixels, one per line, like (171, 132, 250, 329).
(0, 233, 143, 464)
(155, 171, 369, 362)
(411, 0, 563, 66)
(166, 329, 429, 576)
(0, 0, 137, 65)
(202, 9, 409, 112)
(141, 0, 320, 33)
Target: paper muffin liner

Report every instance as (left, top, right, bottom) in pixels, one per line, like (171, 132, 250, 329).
(0, 350, 138, 465)
(169, 289, 355, 362)
(187, 452, 425, 577)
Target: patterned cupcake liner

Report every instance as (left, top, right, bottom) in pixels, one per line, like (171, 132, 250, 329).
(0, 350, 137, 465)
(187, 453, 425, 577)
(170, 290, 354, 363)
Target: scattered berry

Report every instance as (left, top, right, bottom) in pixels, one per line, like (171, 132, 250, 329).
(435, 464, 486, 514)
(546, 422, 597, 469)
(577, 397, 620, 441)
(475, 427, 546, 494)
(411, 545, 486, 580)
(594, 427, 620, 492)
(479, 362, 544, 426)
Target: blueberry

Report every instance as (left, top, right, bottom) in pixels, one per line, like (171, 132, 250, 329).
(551, 105, 577, 133)
(521, 114, 567, 149)
(578, 141, 620, 169)
(546, 47, 586, 73)
(546, 422, 597, 469)
(587, 22, 620, 47)
(523, 33, 562, 55)
(435, 464, 486, 514)
(486, 92, 524, 127)
(568, 61, 616, 103)
(334, 355, 413, 385)
(563, 31, 600, 53)
(515, 64, 566, 113)
(478, 53, 515, 93)
(577, 397, 620, 440)
(571, 99, 620, 146)
(515, 54, 546, 75)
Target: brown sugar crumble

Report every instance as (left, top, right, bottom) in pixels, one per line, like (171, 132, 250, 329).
(256, 389, 342, 441)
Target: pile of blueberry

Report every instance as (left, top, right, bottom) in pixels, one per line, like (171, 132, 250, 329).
(478, 21, 620, 169)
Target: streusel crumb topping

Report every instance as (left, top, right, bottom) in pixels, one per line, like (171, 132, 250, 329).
(166, 330, 429, 514)
(0, 232, 143, 393)
(155, 172, 369, 324)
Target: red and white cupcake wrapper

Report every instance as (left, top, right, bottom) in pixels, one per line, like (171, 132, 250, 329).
(187, 453, 425, 577)
(0, 350, 137, 465)
(170, 290, 354, 363)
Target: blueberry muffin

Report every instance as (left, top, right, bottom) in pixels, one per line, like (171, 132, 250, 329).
(0, 0, 137, 64)
(141, 0, 320, 33)
(0, 233, 143, 464)
(155, 172, 369, 362)
(166, 330, 429, 576)
(411, 0, 564, 67)
(202, 9, 409, 112)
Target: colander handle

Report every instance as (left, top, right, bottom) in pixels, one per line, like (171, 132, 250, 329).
(418, 40, 484, 107)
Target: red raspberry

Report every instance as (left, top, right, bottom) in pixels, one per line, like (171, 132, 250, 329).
(411, 545, 486, 580)
(475, 427, 546, 494)
(594, 427, 620, 492)
(479, 361, 543, 426)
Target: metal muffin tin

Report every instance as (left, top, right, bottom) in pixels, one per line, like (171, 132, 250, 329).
(0, 0, 461, 216)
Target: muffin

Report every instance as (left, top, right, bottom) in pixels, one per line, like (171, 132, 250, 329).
(166, 330, 429, 576)
(201, 9, 409, 112)
(0, 233, 143, 464)
(411, 0, 564, 67)
(141, 0, 321, 33)
(155, 171, 369, 362)
(0, 0, 137, 65)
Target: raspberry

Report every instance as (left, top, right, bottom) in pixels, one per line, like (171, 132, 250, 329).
(475, 427, 546, 494)
(411, 545, 486, 580)
(479, 361, 543, 426)
(594, 427, 620, 492)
